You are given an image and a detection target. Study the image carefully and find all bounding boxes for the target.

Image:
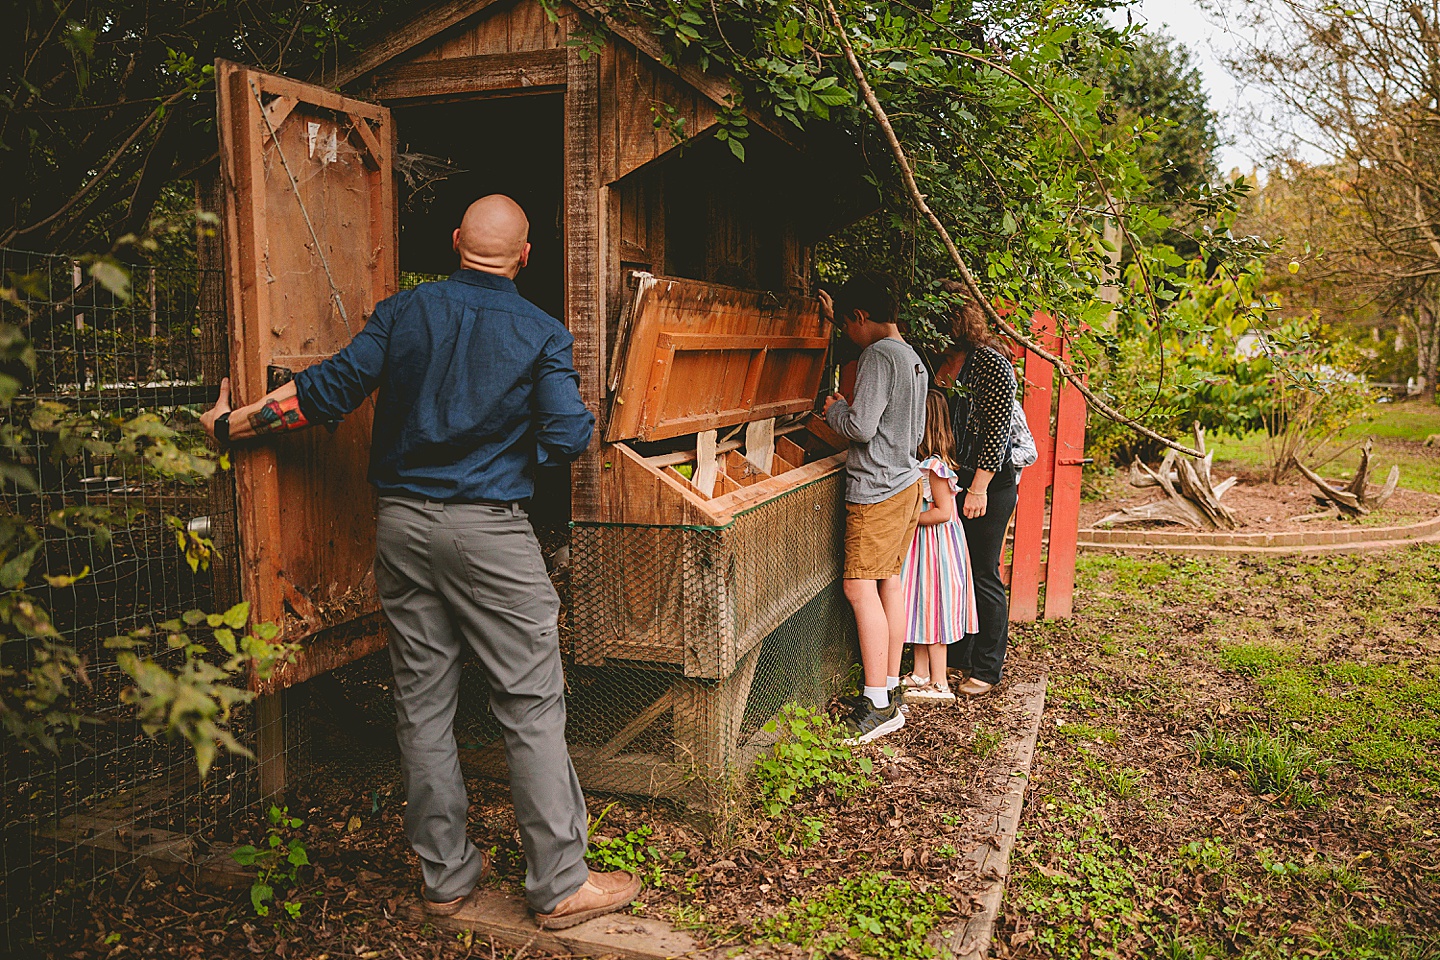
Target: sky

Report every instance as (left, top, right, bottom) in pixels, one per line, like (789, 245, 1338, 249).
(1108, 0, 1320, 178)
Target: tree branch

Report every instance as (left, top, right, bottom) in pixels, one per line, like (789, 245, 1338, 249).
(822, 0, 1203, 458)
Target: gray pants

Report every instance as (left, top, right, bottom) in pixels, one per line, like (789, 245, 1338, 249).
(374, 497, 590, 912)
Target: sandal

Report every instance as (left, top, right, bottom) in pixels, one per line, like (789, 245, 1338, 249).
(905, 681, 956, 702)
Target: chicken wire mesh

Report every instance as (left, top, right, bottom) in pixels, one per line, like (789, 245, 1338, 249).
(0, 245, 295, 952)
(305, 473, 859, 818)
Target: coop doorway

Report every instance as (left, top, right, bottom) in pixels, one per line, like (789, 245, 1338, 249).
(395, 94, 564, 319)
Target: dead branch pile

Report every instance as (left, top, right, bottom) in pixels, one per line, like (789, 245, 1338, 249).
(1295, 438, 1399, 518)
(1097, 425, 1238, 530)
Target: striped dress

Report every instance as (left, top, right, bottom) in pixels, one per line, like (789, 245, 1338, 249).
(901, 456, 979, 645)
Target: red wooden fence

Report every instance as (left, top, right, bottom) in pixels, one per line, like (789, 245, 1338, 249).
(1003, 312, 1088, 621)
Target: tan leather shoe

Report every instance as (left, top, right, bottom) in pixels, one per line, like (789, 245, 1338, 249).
(422, 849, 494, 917)
(957, 677, 993, 698)
(533, 869, 642, 930)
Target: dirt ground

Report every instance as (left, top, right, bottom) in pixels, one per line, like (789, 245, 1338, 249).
(34, 665, 1043, 959)
(30, 546, 1440, 960)
(1080, 465, 1440, 532)
(996, 543, 1440, 959)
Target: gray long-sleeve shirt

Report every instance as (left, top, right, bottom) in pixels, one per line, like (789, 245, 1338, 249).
(825, 337, 928, 504)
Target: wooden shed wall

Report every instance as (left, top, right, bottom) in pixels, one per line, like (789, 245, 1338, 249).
(342, 0, 821, 520)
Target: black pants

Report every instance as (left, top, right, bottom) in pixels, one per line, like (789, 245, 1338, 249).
(949, 480, 1018, 684)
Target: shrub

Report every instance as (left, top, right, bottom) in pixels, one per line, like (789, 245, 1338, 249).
(757, 873, 951, 960)
(1088, 258, 1369, 478)
(231, 805, 309, 919)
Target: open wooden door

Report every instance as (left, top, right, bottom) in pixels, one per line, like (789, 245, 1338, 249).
(215, 60, 397, 703)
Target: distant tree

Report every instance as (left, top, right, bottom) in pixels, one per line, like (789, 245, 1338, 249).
(0, 0, 400, 255)
(1227, 0, 1440, 398)
(1102, 32, 1220, 203)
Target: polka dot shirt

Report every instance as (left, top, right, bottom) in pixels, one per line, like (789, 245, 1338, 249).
(942, 345, 1018, 475)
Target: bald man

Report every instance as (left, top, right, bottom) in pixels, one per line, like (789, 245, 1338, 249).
(202, 196, 639, 928)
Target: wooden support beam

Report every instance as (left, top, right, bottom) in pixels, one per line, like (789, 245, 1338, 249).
(565, 29, 605, 522)
(370, 49, 566, 100)
(256, 692, 286, 798)
(745, 418, 775, 474)
(693, 428, 718, 497)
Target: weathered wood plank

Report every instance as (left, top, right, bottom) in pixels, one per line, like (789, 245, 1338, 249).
(1009, 314, 1054, 623)
(330, 0, 513, 86)
(404, 887, 711, 959)
(605, 274, 826, 443)
(1043, 330, 1087, 620)
(370, 49, 565, 99)
(566, 26, 605, 523)
(215, 60, 396, 727)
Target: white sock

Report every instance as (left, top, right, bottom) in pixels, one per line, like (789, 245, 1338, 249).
(864, 685, 888, 709)
(886, 676, 900, 690)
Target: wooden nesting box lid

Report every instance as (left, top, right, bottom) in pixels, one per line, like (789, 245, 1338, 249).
(605, 274, 830, 442)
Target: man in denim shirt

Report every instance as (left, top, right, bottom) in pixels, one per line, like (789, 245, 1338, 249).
(202, 195, 639, 929)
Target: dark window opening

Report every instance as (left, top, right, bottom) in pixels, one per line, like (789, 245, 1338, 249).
(395, 94, 564, 319)
(662, 134, 792, 292)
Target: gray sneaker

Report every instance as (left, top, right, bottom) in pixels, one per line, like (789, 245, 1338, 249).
(841, 695, 905, 744)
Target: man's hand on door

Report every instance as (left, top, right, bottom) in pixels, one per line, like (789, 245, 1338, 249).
(201, 378, 232, 441)
(201, 379, 310, 443)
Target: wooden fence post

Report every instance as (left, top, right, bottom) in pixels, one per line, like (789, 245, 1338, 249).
(1009, 313, 1055, 622)
(1043, 331, 1087, 619)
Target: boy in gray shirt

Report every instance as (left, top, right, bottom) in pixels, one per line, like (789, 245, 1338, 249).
(821, 273, 927, 744)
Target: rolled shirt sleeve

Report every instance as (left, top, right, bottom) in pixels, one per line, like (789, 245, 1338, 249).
(532, 330, 595, 465)
(293, 298, 398, 423)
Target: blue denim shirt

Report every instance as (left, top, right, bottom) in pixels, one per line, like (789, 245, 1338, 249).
(292, 269, 594, 503)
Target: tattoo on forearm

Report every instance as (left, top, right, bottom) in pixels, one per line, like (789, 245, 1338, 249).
(248, 394, 309, 435)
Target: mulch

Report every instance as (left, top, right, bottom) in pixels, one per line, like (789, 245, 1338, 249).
(32, 661, 1046, 959)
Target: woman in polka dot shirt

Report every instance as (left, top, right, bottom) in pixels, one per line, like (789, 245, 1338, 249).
(931, 297, 1018, 698)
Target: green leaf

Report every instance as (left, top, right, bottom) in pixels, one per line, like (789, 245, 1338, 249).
(88, 260, 132, 300)
(0, 545, 40, 588)
(223, 601, 250, 629)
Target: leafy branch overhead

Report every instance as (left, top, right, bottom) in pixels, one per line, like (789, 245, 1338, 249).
(565, 0, 1279, 453)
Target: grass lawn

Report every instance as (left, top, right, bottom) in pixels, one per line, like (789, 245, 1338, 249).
(999, 545, 1440, 959)
(1209, 399, 1440, 493)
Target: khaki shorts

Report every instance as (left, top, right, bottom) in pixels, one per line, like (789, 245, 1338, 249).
(844, 481, 923, 580)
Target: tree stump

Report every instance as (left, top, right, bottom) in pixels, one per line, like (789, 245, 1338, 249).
(1098, 424, 1238, 530)
(1295, 438, 1399, 518)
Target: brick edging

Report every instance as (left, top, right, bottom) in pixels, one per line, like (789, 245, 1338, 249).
(1079, 511, 1440, 550)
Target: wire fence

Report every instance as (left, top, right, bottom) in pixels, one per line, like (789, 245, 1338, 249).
(0, 246, 288, 952)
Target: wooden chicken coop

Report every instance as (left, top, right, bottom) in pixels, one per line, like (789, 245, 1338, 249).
(213, 0, 873, 800)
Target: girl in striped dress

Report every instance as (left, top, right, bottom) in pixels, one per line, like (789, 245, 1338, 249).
(899, 390, 978, 702)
